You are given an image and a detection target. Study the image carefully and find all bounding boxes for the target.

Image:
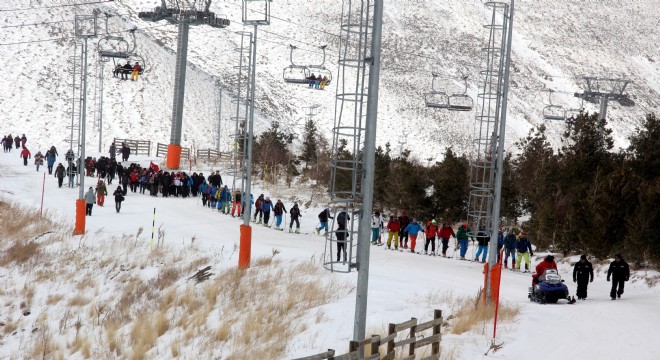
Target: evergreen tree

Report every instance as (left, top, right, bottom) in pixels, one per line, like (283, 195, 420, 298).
(300, 119, 318, 169)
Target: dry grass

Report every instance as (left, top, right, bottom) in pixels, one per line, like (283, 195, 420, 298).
(67, 295, 92, 307)
(1, 239, 40, 266)
(450, 289, 520, 335)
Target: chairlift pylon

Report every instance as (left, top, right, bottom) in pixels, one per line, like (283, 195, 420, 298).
(542, 89, 566, 121)
(283, 45, 310, 84)
(448, 75, 474, 111)
(424, 73, 450, 109)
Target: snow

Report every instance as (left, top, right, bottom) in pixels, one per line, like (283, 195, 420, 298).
(1, 151, 660, 359)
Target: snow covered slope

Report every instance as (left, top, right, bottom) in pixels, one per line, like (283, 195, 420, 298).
(1, 0, 659, 159)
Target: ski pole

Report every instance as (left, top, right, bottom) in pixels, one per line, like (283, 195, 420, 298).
(151, 207, 156, 250)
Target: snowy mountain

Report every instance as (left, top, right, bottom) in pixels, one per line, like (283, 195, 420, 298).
(1, 0, 658, 160)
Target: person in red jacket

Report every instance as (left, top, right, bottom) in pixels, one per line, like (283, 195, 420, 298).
(386, 215, 401, 250)
(424, 219, 438, 255)
(532, 255, 558, 285)
(20, 146, 31, 166)
(437, 220, 456, 257)
(131, 62, 142, 81)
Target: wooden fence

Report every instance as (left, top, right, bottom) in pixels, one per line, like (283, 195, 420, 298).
(156, 143, 190, 160)
(294, 310, 443, 360)
(196, 148, 231, 162)
(113, 138, 151, 156)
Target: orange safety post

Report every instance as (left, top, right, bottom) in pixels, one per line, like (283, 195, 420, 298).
(166, 144, 182, 169)
(239, 224, 252, 269)
(73, 199, 86, 235)
(490, 263, 503, 339)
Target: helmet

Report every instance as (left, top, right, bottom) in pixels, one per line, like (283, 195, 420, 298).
(266, 196, 270, 200)
(545, 255, 554, 262)
(521, 231, 527, 235)
(462, 224, 467, 229)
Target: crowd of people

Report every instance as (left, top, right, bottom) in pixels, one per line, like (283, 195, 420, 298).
(3, 132, 634, 302)
(306, 73, 331, 90)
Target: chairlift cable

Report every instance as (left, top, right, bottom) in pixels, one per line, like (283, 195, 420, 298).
(0, 0, 115, 12)
(0, 13, 132, 29)
(0, 23, 172, 46)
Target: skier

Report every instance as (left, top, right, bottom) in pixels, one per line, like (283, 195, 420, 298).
(515, 232, 533, 272)
(424, 219, 438, 255)
(46, 150, 56, 174)
(219, 186, 231, 214)
(386, 215, 401, 250)
(403, 218, 424, 253)
(474, 225, 489, 263)
(503, 230, 517, 268)
(607, 254, 630, 300)
(120, 143, 130, 162)
(113, 186, 125, 213)
(84, 187, 96, 216)
(261, 196, 273, 226)
(573, 255, 594, 300)
(34, 151, 44, 171)
(456, 223, 473, 260)
(370, 211, 382, 245)
(109, 142, 117, 160)
(273, 199, 287, 230)
(437, 220, 456, 257)
(232, 190, 242, 217)
(317, 208, 333, 235)
(19, 146, 31, 166)
(398, 211, 410, 249)
(54, 163, 65, 188)
(289, 203, 302, 233)
(335, 209, 350, 262)
(96, 180, 108, 207)
(66, 162, 77, 188)
(532, 255, 557, 285)
(254, 194, 265, 223)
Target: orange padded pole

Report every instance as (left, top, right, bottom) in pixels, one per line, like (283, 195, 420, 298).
(166, 144, 182, 169)
(239, 224, 252, 269)
(73, 199, 86, 235)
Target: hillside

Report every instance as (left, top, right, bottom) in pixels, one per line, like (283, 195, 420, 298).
(1, 0, 659, 159)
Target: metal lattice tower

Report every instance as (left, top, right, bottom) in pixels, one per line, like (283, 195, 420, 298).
(215, 85, 223, 152)
(322, 0, 384, 344)
(468, 2, 511, 236)
(229, 31, 253, 193)
(323, 0, 376, 274)
(574, 77, 633, 121)
(66, 41, 84, 155)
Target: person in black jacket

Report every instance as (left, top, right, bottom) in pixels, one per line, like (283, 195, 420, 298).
(573, 255, 594, 300)
(607, 254, 630, 300)
(316, 208, 333, 235)
(335, 209, 350, 263)
(113, 186, 125, 213)
(289, 203, 301, 233)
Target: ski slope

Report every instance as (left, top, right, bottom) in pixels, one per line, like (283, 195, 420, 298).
(0, 151, 659, 359)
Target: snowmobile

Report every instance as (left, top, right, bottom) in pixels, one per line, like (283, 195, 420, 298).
(528, 269, 576, 304)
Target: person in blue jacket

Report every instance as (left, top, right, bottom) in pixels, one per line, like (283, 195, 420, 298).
(503, 230, 517, 269)
(199, 181, 209, 207)
(219, 186, 231, 214)
(261, 196, 273, 226)
(403, 219, 424, 253)
(515, 232, 533, 272)
(45, 150, 56, 175)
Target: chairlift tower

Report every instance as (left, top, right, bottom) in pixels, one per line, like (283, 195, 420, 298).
(574, 77, 634, 121)
(72, 13, 98, 236)
(237, 0, 271, 270)
(66, 41, 84, 159)
(138, 0, 229, 169)
(229, 31, 253, 197)
(322, 0, 384, 344)
(215, 84, 223, 152)
(469, 1, 515, 300)
(93, 55, 111, 152)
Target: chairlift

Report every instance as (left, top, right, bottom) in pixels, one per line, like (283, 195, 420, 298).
(542, 90, 566, 121)
(283, 45, 311, 84)
(306, 45, 333, 87)
(424, 73, 450, 109)
(565, 98, 584, 122)
(448, 75, 474, 111)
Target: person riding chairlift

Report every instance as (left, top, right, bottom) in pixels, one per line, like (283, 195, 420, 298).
(131, 62, 142, 81)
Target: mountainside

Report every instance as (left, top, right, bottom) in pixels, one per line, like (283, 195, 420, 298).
(1, 0, 658, 160)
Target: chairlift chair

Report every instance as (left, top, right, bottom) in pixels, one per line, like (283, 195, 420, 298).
(283, 45, 312, 84)
(425, 73, 450, 109)
(542, 90, 566, 121)
(448, 75, 474, 111)
(306, 45, 333, 87)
